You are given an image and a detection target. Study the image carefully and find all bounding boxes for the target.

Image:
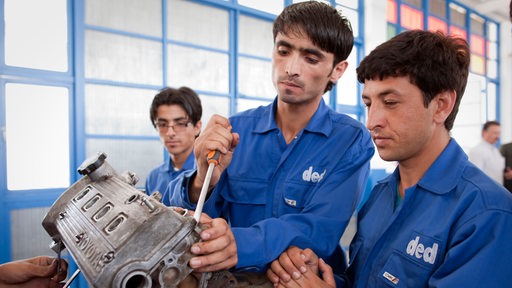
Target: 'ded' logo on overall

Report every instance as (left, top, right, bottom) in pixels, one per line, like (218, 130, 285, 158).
(406, 235, 439, 265)
(302, 166, 326, 183)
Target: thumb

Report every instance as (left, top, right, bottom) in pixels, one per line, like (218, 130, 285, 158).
(318, 258, 336, 287)
(33, 259, 58, 278)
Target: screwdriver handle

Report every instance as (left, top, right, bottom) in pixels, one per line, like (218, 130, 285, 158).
(193, 150, 221, 223)
(207, 150, 221, 166)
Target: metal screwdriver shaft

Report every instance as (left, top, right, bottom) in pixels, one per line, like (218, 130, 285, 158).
(193, 150, 220, 222)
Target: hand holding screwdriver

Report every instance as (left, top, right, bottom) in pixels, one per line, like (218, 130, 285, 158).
(190, 114, 239, 203)
(194, 150, 221, 222)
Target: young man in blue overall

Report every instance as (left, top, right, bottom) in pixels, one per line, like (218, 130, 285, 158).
(267, 30, 512, 287)
(162, 1, 374, 277)
(145, 86, 202, 196)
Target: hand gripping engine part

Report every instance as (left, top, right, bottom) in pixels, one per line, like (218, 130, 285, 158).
(42, 152, 273, 288)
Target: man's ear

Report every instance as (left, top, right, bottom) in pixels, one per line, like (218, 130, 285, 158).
(433, 89, 456, 125)
(329, 60, 349, 83)
(194, 120, 202, 137)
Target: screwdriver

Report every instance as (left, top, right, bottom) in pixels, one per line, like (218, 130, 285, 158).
(193, 150, 221, 222)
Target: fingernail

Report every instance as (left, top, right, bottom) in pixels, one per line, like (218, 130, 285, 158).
(191, 246, 200, 253)
(292, 271, 301, 279)
(189, 258, 201, 267)
(201, 232, 211, 240)
(300, 266, 307, 273)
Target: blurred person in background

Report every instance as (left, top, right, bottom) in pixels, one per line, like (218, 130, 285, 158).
(145, 86, 202, 196)
(468, 120, 505, 185)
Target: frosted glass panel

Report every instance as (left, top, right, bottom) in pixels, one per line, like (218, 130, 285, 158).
(238, 57, 274, 99)
(342, 7, 359, 38)
(168, 45, 229, 93)
(337, 51, 358, 106)
(239, 15, 273, 58)
(168, 0, 228, 50)
(85, 84, 156, 135)
(86, 0, 162, 37)
(4, 0, 68, 71)
(487, 83, 496, 121)
(11, 207, 55, 260)
(85, 30, 163, 85)
(199, 96, 230, 124)
(238, 0, 283, 15)
(338, 0, 359, 9)
(487, 60, 497, 79)
(487, 22, 497, 42)
(86, 139, 163, 188)
(6, 84, 70, 190)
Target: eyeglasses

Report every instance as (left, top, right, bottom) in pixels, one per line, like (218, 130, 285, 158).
(155, 120, 192, 132)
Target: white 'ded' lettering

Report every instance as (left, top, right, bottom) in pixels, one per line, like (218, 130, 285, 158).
(302, 166, 326, 183)
(406, 236, 438, 264)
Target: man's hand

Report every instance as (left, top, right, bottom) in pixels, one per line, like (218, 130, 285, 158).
(188, 213, 238, 272)
(0, 256, 68, 287)
(190, 114, 240, 203)
(505, 167, 512, 180)
(267, 246, 335, 288)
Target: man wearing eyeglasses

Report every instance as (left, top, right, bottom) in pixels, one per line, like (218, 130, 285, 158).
(145, 86, 202, 196)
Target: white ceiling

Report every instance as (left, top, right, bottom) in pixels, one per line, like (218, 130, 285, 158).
(457, 0, 510, 22)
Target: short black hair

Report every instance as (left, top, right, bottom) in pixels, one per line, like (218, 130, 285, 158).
(273, 1, 354, 92)
(149, 86, 202, 128)
(483, 120, 500, 132)
(357, 30, 470, 131)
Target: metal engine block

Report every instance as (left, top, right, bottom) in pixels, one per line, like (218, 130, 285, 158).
(42, 152, 273, 288)
(42, 152, 204, 287)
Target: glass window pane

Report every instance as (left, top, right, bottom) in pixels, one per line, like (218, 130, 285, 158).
(168, 0, 229, 50)
(470, 54, 485, 75)
(238, 0, 283, 15)
(342, 8, 359, 38)
(11, 207, 54, 260)
(470, 14, 484, 36)
(239, 15, 273, 58)
(6, 83, 70, 190)
(428, 16, 448, 33)
(338, 0, 358, 10)
(387, 0, 397, 23)
(449, 25, 467, 40)
(487, 59, 497, 79)
(86, 0, 162, 37)
(449, 3, 466, 27)
(470, 34, 485, 55)
(401, 4, 424, 30)
(167, 45, 229, 94)
(387, 24, 397, 38)
(487, 22, 497, 42)
(4, 0, 68, 72)
(86, 139, 163, 189)
(402, 0, 422, 8)
(200, 96, 230, 123)
(429, 0, 446, 18)
(238, 57, 274, 99)
(337, 51, 358, 106)
(85, 85, 156, 136)
(487, 41, 497, 60)
(487, 82, 496, 121)
(85, 30, 163, 85)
